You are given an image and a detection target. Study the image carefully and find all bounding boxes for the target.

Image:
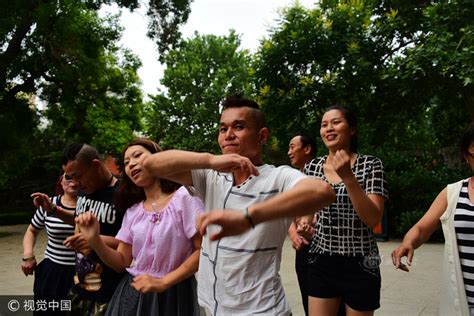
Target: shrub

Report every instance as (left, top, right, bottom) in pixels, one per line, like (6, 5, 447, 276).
(375, 148, 466, 240)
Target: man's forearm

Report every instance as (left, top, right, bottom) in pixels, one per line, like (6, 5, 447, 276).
(250, 178, 335, 225)
(145, 150, 211, 176)
(144, 150, 212, 185)
(54, 207, 75, 225)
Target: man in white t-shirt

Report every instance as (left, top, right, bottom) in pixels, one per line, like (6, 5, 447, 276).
(144, 96, 335, 315)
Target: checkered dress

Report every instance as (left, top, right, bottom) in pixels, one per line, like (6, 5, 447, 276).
(304, 155, 388, 257)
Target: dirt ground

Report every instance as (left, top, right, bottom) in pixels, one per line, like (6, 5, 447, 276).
(0, 224, 442, 315)
(0, 224, 46, 295)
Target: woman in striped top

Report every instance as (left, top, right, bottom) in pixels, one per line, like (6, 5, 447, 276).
(21, 173, 78, 309)
(392, 122, 474, 316)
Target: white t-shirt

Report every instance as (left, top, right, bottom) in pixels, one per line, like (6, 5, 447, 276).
(189, 164, 306, 315)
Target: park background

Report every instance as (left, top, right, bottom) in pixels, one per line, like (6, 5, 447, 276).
(1, 0, 472, 240)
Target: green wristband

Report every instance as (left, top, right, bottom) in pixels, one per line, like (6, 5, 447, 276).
(242, 207, 255, 228)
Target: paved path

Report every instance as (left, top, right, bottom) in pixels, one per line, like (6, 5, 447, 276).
(0, 224, 442, 315)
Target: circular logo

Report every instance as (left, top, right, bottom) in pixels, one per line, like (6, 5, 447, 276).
(362, 255, 381, 269)
(8, 299, 20, 312)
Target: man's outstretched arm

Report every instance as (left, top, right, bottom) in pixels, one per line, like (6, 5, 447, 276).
(144, 150, 259, 186)
(197, 177, 335, 240)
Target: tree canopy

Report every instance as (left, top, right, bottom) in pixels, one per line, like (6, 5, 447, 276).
(1, 0, 473, 235)
(0, 0, 192, 188)
(254, 0, 473, 153)
(0, 0, 191, 112)
(253, 0, 473, 237)
(146, 31, 253, 153)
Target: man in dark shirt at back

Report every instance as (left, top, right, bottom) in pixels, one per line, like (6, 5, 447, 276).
(33, 143, 123, 315)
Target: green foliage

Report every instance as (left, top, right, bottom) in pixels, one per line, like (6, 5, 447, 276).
(0, 0, 192, 162)
(381, 0, 474, 148)
(0, 0, 145, 160)
(0, 0, 150, 216)
(247, 0, 474, 237)
(255, 3, 384, 146)
(0, 0, 191, 214)
(40, 47, 144, 157)
(376, 148, 466, 239)
(145, 0, 193, 58)
(253, 1, 472, 236)
(396, 210, 427, 237)
(146, 31, 253, 152)
(65, 0, 192, 56)
(0, 96, 38, 186)
(254, 0, 472, 154)
(0, 212, 33, 226)
(1, 0, 473, 241)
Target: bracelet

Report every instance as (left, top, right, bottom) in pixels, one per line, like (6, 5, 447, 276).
(242, 207, 255, 229)
(22, 255, 36, 262)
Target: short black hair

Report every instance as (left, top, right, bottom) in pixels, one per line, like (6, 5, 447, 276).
(299, 133, 317, 158)
(221, 95, 266, 129)
(221, 95, 260, 110)
(61, 143, 100, 166)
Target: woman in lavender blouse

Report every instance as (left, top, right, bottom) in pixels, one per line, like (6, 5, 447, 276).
(76, 138, 204, 315)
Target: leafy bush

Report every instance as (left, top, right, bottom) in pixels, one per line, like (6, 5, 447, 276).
(396, 209, 444, 241)
(0, 211, 32, 225)
(375, 148, 466, 240)
(397, 210, 425, 235)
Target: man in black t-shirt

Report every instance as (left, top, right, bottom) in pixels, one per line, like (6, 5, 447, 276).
(33, 143, 123, 315)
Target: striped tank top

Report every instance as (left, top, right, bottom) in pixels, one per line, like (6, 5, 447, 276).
(454, 178, 474, 306)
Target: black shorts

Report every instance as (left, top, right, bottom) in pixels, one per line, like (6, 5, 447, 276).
(307, 253, 381, 311)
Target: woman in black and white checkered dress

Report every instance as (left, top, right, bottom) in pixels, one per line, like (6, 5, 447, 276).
(304, 106, 388, 316)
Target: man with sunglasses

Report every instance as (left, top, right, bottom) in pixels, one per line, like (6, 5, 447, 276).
(32, 143, 123, 315)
